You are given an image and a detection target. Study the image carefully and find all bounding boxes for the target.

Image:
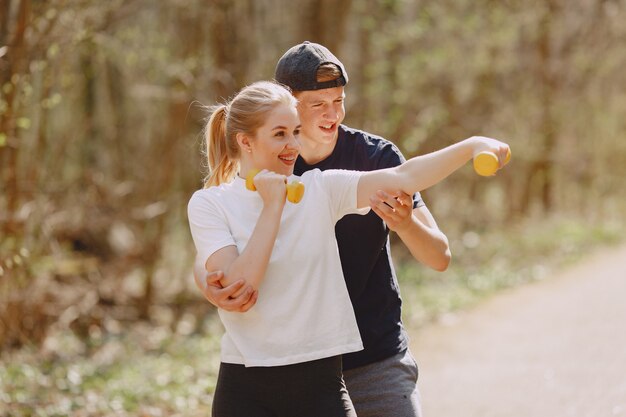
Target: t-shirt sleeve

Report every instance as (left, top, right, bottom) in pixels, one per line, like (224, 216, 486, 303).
(187, 190, 236, 266)
(321, 169, 371, 222)
(378, 142, 426, 209)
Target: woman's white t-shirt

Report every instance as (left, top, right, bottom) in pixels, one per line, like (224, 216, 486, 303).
(187, 169, 367, 367)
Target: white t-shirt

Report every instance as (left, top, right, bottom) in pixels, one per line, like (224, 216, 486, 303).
(187, 169, 368, 367)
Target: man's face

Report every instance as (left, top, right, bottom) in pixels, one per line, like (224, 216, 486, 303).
(295, 86, 345, 147)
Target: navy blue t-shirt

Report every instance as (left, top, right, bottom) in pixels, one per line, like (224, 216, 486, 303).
(294, 125, 424, 371)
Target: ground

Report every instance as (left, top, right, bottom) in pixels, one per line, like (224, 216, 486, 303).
(411, 244, 626, 417)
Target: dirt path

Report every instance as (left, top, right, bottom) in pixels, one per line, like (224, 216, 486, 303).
(411, 244, 626, 417)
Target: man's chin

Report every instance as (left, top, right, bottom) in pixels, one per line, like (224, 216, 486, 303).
(317, 129, 339, 143)
(300, 130, 338, 147)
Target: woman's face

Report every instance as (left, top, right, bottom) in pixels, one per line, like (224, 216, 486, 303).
(247, 103, 301, 176)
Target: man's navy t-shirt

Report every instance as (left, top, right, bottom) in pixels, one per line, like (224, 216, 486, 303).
(294, 125, 424, 371)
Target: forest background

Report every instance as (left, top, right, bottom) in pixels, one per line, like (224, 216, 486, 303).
(1, 0, 625, 415)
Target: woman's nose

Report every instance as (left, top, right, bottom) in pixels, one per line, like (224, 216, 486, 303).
(287, 133, 301, 150)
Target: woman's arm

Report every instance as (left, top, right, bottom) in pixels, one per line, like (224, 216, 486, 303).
(357, 136, 509, 208)
(204, 171, 288, 291)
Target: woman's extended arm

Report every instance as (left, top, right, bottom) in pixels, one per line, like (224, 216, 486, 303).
(357, 136, 509, 208)
(204, 171, 287, 291)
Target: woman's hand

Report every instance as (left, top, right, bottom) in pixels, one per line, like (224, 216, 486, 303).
(470, 136, 511, 168)
(253, 170, 288, 208)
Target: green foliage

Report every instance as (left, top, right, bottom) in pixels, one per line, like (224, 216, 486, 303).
(1, 319, 223, 416)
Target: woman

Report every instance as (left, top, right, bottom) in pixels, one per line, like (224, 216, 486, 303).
(187, 81, 509, 417)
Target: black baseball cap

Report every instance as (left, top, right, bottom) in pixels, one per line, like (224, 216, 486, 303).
(275, 41, 348, 91)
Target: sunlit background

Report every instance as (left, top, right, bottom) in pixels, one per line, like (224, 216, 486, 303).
(1, 0, 625, 416)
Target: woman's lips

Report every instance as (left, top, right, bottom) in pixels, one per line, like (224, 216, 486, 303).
(279, 154, 297, 165)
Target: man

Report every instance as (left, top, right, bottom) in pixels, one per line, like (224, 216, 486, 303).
(194, 41, 450, 417)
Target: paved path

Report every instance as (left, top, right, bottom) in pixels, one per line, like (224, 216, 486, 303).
(411, 244, 626, 417)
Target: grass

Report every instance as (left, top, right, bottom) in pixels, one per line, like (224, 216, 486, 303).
(1, 319, 224, 416)
(1, 215, 623, 416)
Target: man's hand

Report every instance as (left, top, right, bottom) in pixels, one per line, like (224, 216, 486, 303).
(370, 190, 451, 271)
(369, 190, 413, 232)
(197, 270, 258, 312)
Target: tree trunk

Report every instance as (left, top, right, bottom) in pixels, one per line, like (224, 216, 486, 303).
(0, 0, 30, 236)
(298, 0, 353, 54)
(352, 0, 374, 129)
(536, 1, 558, 212)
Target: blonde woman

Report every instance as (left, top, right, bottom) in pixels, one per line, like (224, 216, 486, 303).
(187, 80, 509, 417)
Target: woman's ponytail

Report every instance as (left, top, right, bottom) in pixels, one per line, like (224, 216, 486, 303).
(204, 105, 238, 188)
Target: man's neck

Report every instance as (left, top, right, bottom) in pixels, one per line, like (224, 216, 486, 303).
(299, 134, 339, 165)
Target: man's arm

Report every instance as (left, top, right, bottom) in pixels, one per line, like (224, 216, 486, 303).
(369, 191, 451, 271)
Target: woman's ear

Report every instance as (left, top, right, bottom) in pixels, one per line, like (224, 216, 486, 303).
(236, 132, 253, 153)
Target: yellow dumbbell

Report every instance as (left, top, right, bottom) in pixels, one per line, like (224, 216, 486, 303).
(285, 179, 305, 203)
(245, 169, 261, 191)
(245, 169, 305, 204)
(473, 148, 511, 177)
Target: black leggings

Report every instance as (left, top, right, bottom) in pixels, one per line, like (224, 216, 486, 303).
(212, 355, 356, 417)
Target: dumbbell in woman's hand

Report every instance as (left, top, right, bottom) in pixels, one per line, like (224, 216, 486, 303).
(473, 148, 511, 176)
(245, 169, 305, 204)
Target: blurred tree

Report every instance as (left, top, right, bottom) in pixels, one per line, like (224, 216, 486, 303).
(1, 0, 30, 238)
(298, 0, 353, 52)
(1, 0, 625, 350)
